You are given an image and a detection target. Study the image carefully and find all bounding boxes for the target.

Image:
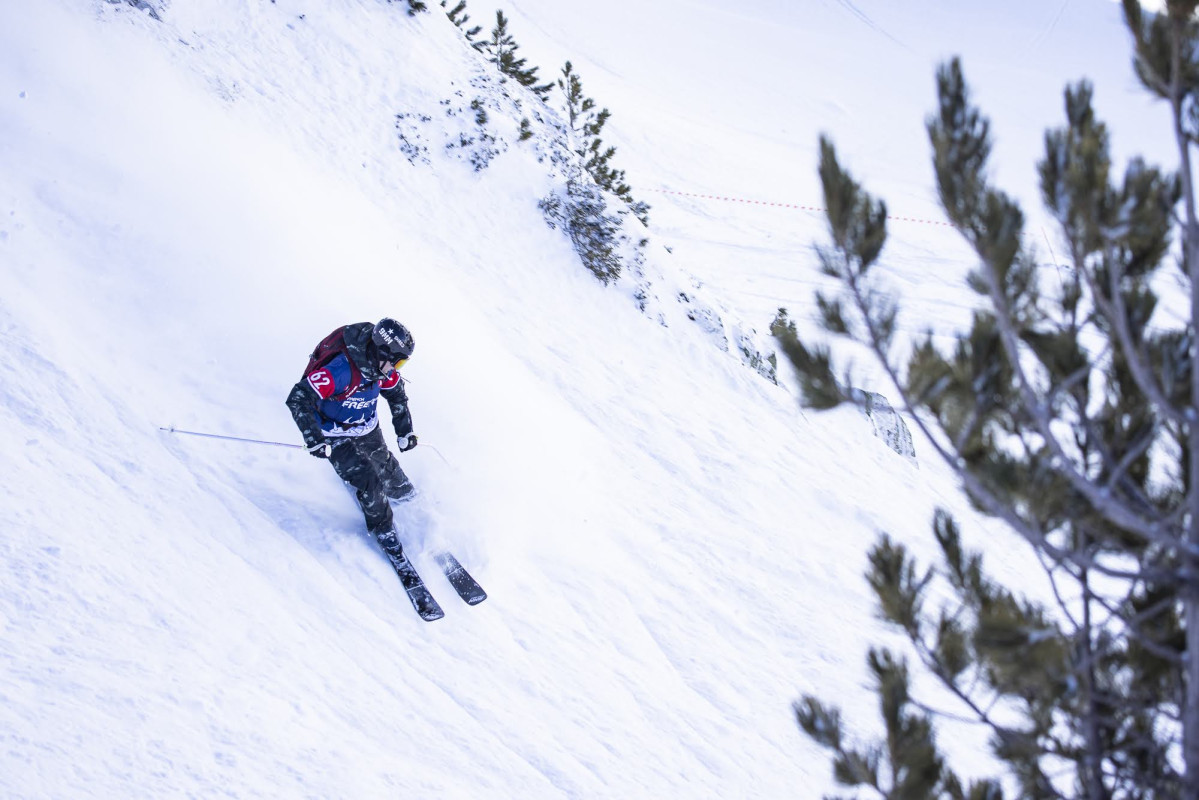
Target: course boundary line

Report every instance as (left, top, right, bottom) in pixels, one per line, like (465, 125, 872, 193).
(649, 187, 956, 228)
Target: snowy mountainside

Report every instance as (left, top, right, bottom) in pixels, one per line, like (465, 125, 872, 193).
(385, 15, 779, 378)
(0, 1, 1082, 798)
(149, 0, 780, 380)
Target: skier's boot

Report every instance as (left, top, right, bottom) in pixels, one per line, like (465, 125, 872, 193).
(373, 525, 405, 561)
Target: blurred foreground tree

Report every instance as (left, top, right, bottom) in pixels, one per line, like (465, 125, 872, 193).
(785, 2, 1199, 797)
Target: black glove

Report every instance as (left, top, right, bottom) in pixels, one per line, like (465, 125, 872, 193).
(307, 441, 333, 459)
(397, 433, 418, 453)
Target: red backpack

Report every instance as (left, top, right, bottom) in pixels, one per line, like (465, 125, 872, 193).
(303, 327, 364, 402)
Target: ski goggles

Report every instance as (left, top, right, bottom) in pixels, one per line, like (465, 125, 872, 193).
(379, 357, 408, 375)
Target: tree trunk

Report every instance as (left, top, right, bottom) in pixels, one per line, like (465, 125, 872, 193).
(1080, 565, 1109, 800)
(1170, 12, 1199, 796)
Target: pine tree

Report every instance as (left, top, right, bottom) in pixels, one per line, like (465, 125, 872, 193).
(441, 0, 483, 47)
(557, 61, 649, 225)
(785, 2, 1199, 796)
(481, 10, 553, 100)
(389, 0, 426, 15)
(539, 170, 625, 284)
(558, 60, 594, 132)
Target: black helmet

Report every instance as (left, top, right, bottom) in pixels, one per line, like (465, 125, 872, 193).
(371, 318, 415, 365)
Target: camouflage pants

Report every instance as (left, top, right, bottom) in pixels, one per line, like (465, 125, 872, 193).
(327, 426, 413, 536)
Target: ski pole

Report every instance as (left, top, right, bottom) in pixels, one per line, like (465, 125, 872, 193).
(419, 442, 453, 467)
(163, 425, 455, 464)
(159, 426, 303, 449)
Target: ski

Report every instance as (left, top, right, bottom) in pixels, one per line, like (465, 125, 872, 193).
(435, 552, 488, 606)
(386, 549, 445, 621)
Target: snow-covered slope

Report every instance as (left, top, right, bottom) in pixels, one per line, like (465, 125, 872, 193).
(0, 1, 1171, 797)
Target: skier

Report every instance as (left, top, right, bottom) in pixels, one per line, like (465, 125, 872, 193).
(285, 318, 419, 557)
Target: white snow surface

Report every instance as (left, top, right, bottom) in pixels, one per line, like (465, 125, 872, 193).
(0, 1, 1179, 797)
